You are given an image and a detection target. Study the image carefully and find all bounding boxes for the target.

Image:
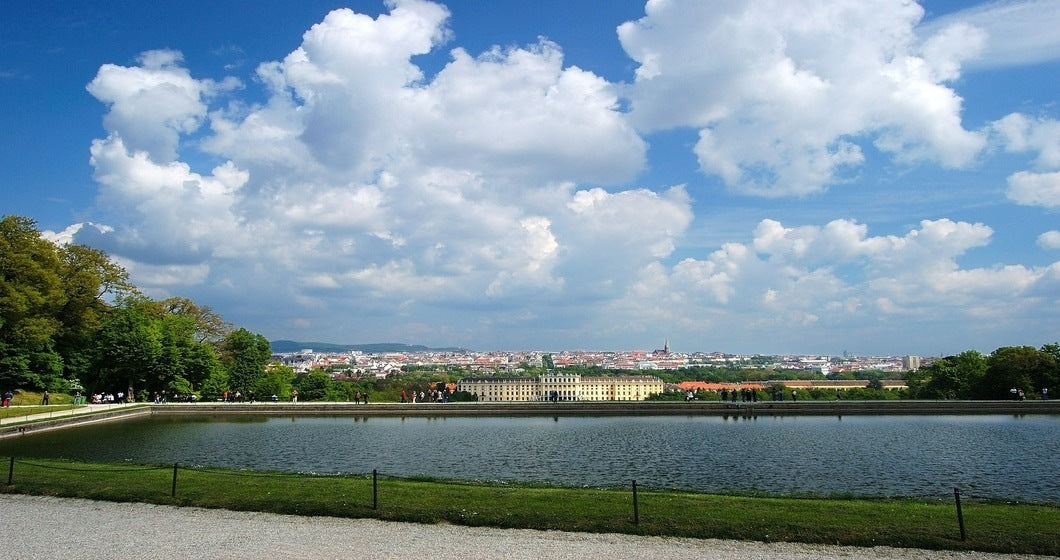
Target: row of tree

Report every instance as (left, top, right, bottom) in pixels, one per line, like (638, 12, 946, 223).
(0, 215, 271, 401)
(904, 345, 1059, 400)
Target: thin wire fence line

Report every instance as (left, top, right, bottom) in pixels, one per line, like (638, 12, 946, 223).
(12, 459, 170, 473)
(4, 457, 1013, 504)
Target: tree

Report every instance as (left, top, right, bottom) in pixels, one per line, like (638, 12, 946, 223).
(199, 368, 230, 401)
(0, 216, 66, 389)
(296, 370, 331, 401)
(256, 364, 296, 401)
(90, 298, 163, 397)
(53, 244, 134, 382)
(911, 351, 986, 399)
(978, 346, 1056, 399)
(220, 328, 271, 397)
(1039, 343, 1060, 395)
(159, 297, 232, 344)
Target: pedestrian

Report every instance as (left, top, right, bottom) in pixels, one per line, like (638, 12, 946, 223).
(41, 390, 49, 405)
(791, 390, 797, 402)
(2, 390, 12, 407)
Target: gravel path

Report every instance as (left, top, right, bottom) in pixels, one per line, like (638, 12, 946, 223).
(1, 494, 1047, 559)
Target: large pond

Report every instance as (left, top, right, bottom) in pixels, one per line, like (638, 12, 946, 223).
(2, 413, 1057, 502)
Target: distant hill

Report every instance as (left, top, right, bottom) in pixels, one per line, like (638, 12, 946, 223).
(270, 340, 467, 353)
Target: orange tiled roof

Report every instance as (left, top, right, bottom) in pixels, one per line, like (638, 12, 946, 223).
(676, 381, 766, 391)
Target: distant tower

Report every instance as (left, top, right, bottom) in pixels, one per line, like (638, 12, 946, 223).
(664, 339, 669, 354)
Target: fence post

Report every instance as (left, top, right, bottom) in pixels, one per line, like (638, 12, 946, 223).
(172, 463, 179, 497)
(372, 469, 378, 510)
(632, 479, 639, 525)
(953, 487, 966, 541)
(6, 456, 13, 485)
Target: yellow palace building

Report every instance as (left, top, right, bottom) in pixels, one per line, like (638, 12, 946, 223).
(458, 374, 664, 402)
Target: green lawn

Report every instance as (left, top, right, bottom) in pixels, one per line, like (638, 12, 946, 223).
(2, 458, 1056, 555)
(0, 405, 78, 420)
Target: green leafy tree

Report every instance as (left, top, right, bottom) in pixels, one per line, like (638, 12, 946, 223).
(220, 328, 271, 398)
(0, 216, 65, 389)
(450, 390, 478, 402)
(159, 296, 232, 344)
(199, 368, 230, 401)
(256, 364, 296, 401)
(53, 243, 134, 382)
(182, 342, 224, 393)
(90, 298, 163, 397)
(154, 313, 196, 389)
(154, 311, 223, 396)
(912, 351, 986, 399)
(296, 370, 331, 401)
(1037, 343, 1060, 396)
(978, 346, 1056, 399)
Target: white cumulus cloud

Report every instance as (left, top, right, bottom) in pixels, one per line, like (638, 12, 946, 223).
(1006, 171, 1060, 208)
(619, 0, 986, 196)
(599, 216, 1056, 352)
(87, 49, 240, 162)
(1040, 230, 1060, 249)
(63, 0, 1058, 351)
(919, 0, 1060, 69)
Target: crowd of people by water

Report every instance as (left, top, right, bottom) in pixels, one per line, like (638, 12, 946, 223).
(400, 389, 450, 403)
(685, 388, 797, 403)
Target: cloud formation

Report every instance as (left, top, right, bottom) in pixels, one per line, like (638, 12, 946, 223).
(919, 0, 1060, 69)
(619, 0, 987, 196)
(992, 113, 1060, 207)
(68, 0, 1059, 353)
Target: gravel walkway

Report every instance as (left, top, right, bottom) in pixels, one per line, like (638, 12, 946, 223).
(3, 494, 1049, 560)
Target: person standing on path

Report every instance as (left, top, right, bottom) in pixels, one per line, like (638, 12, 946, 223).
(41, 390, 49, 405)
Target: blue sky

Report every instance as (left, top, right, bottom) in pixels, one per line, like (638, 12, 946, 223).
(2, 0, 1058, 355)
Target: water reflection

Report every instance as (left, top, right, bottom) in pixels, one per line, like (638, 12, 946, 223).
(1, 414, 1057, 502)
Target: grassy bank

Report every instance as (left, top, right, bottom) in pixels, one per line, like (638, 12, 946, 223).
(1, 458, 1056, 555)
(0, 405, 79, 420)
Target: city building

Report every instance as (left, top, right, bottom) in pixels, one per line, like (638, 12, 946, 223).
(458, 374, 664, 402)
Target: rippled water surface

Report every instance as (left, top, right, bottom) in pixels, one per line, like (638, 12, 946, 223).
(2, 414, 1057, 501)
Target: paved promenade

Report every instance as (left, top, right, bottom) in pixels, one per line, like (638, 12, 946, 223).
(0, 402, 143, 433)
(1, 494, 1046, 560)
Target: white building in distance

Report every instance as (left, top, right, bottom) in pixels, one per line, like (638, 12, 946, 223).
(458, 374, 664, 402)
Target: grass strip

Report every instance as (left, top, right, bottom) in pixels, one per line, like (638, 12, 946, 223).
(0, 405, 78, 420)
(1, 457, 1056, 555)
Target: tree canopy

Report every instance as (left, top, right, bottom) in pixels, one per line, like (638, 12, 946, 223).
(0, 215, 258, 401)
(905, 346, 1057, 400)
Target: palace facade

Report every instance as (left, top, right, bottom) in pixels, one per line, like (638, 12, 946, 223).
(457, 373, 664, 402)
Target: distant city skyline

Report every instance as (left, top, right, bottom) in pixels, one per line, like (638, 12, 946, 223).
(3, 0, 1059, 356)
(271, 338, 1031, 359)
